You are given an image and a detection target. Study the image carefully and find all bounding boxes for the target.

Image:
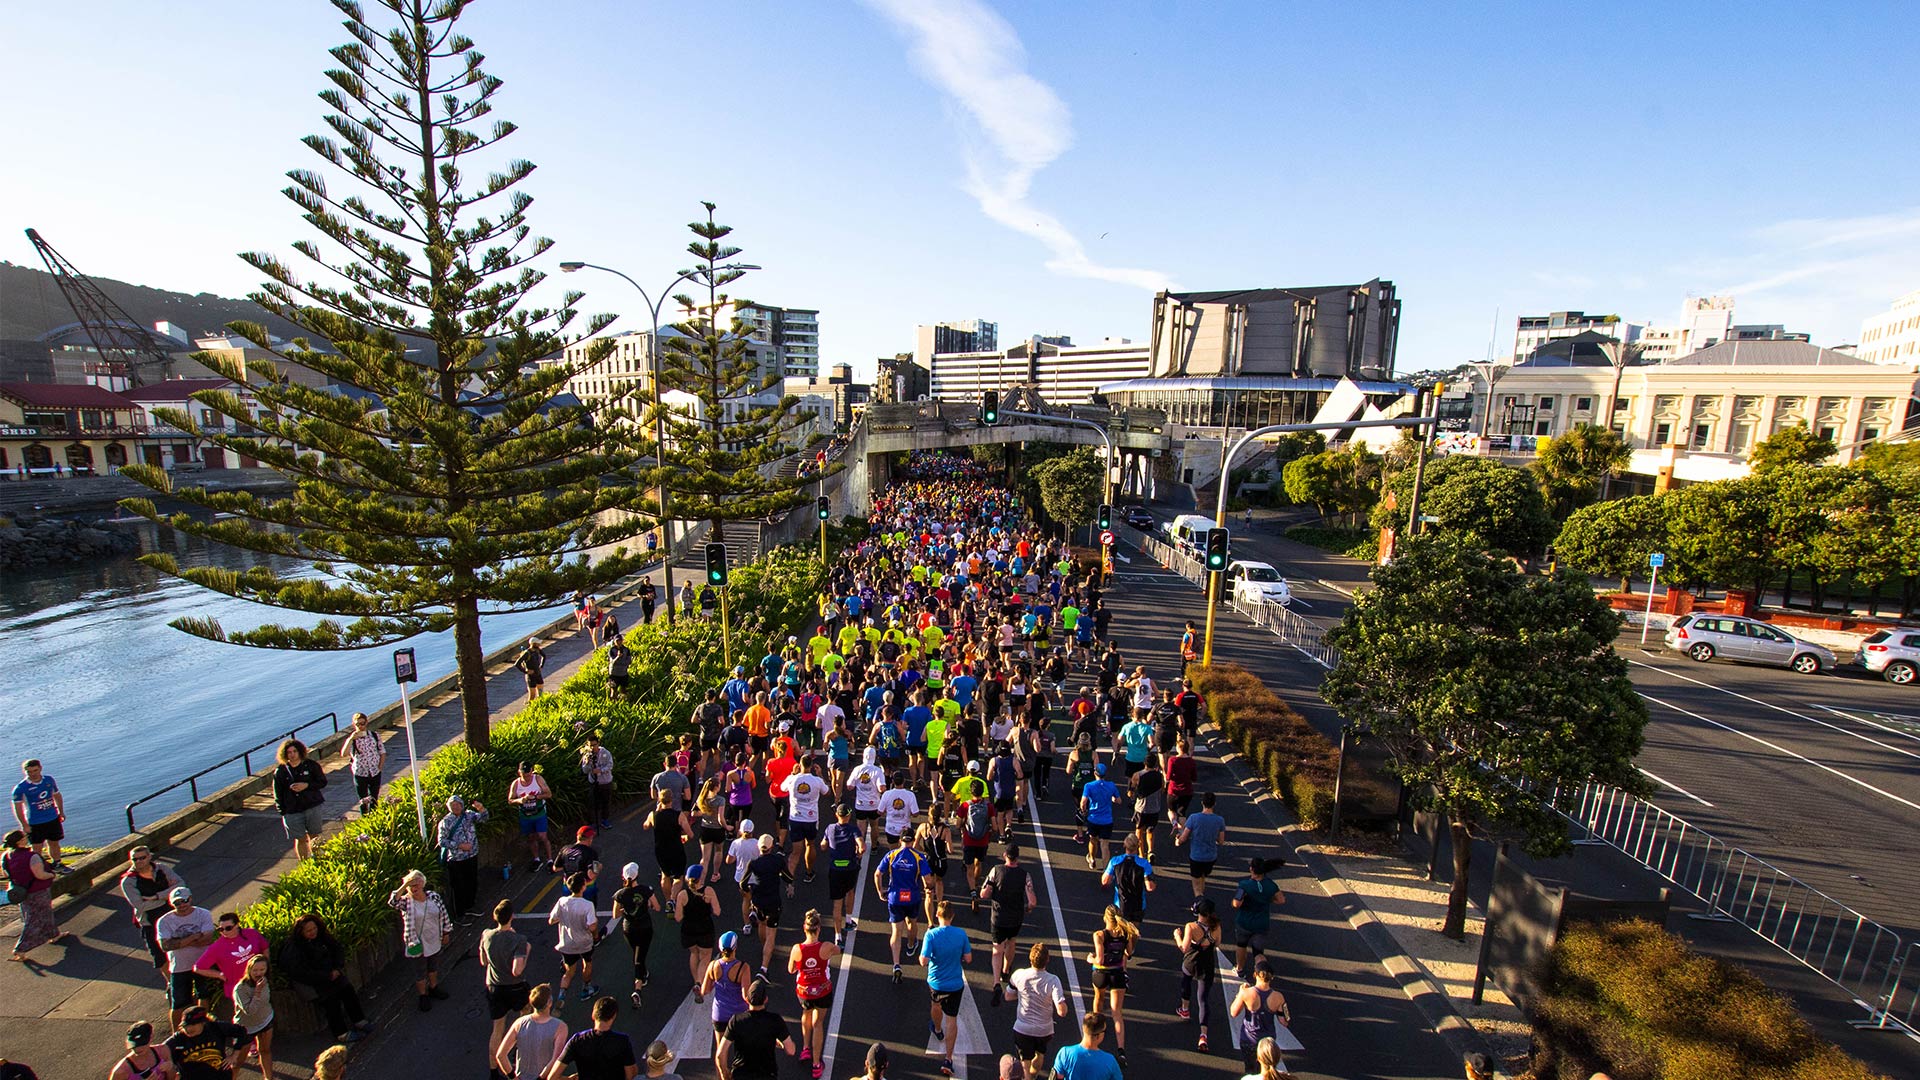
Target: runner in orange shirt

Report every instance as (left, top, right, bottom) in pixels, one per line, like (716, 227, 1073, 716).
(744, 692, 775, 771)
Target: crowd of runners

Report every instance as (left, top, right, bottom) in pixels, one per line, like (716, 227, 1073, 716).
(50, 452, 1296, 1080)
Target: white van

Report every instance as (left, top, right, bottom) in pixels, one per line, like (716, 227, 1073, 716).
(1163, 514, 1216, 553)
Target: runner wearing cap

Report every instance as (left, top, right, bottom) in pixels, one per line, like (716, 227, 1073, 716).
(1079, 762, 1120, 870)
(726, 819, 761, 928)
(674, 865, 720, 1000)
(874, 828, 933, 985)
(611, 864, 660, 1008)
(701, 931, 754, 1069)
(822, 804, 866, 945)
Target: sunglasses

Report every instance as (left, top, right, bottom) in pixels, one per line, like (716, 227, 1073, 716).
(218, 924, 239, 932)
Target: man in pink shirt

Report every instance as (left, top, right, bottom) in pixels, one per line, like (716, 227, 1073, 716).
(192, 911, 271, 1000)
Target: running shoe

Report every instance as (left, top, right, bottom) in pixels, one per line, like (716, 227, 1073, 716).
(811, 1064, 824, 1080)
(892, 964, 903, 985)
(1176, 1003, 1191, 1020)
(800, 1046, 811, 1062)
(1197, 1032, 1209, 1051)
(940, 1059, 954, 1076)
(929, 1018, 940, 1041)
(631, 990, 644, 1008)
(579, 984, 598, 1000)
(990, 980, 1002, 1007)
(1115, 1048, 1127, 1068)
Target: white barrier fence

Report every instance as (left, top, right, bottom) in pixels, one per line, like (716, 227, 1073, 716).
(1123, 525, 1340, 670)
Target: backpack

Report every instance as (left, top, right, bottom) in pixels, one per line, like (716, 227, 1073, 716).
(876, 720, 902, 754)
(964, 799, 992, 842)
(557, 844, 596, 878)
(1115, 856, 1146, 905)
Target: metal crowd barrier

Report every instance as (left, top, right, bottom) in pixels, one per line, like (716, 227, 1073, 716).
(1551, 780, 1919, 1038)
(125, 712, 341, 834)
(1127, 526, 1339, 668)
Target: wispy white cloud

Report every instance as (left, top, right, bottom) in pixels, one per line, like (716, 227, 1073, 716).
(862, 0, 1175, 291)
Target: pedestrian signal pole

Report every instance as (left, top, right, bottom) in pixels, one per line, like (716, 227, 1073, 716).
(818, 491, 830, 567)
(706, 542, 731, 667)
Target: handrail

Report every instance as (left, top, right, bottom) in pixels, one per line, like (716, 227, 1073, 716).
(125, 712, 340, 834)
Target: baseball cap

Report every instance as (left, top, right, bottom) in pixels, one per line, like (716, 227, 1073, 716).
(1094, 762, 1107, 775)
(719, 931, 739, 952)
(182, 1005, 210, 1025)
(748, 980, 770, 1007)
(621, 862, 642, 881)
(168, 886, 193, 902)
(686, 863, 704, 881)
(576, 825, 597, 840)
(739, 818, 755, 835)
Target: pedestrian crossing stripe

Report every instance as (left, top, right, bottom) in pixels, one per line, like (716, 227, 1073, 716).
(657, 989, 714, 1061)
(922, 977, 992, 1077)
(1218, 956, 1304, 1053)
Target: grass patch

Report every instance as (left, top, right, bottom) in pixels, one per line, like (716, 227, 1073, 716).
(1284, 523, 1376, 560)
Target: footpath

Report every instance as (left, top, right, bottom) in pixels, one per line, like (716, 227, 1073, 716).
(0, 567, 670, 1080)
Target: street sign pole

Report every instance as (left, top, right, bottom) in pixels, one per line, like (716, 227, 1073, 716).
(392, 648, 428, 840)
(1641, 553, 1665, 645)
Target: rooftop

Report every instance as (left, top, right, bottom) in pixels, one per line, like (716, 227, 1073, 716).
(0, 381, 139, 408)
(1165, 280, 1394, 305)
(120, 377, 234, 402)
(1665, 340, 1873, 367)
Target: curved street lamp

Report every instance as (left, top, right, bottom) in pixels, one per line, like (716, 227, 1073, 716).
(559, 259, 761, 624)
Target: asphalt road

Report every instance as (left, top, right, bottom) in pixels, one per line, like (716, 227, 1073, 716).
(347, 563, 1465, 1080)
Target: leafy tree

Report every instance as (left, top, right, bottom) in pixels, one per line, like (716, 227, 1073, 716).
(1554, 494, 1671, 592)
(1374, 455, 1554, 557)
(1666, 477, 1773, 597)
(119, 0, 653, 750)
(1283, 444, 1379, 525)
(655, 203, 819, 544)
(1323, 535, 1647, 938)
(1531, 423, 1631, 518)
(1749, 425, 1836, 472)
(1857, 439, 1920, 473)
(1028, 448, 1105, 534)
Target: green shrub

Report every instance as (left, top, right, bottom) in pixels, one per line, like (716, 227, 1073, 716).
(1529, 919, 1887, 1080)
(240, 546, 826, 959)
(1188, 664, 1341, 829)
(1283, 524, 1377, 560)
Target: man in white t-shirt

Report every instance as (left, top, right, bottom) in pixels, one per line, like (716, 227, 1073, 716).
(1007, 942, 1069, 1070)
(548, 872, 600, 1002)
(849, 747, 888, 847)
(816, 699, 846, 748)
(786, 760, 831, 882)
(878, 780, 920, 844)
(156, 886, 219, 1028)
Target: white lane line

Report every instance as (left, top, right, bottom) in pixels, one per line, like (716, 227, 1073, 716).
(1639, 691, 1920, 813)
(1629, 658, 1920, 763)
(658, 989, 712, 1061)
(819, 847, 870, 1080)
(1636, 766, 1713, 807)
(1024, 784, 1089, 1028)
(922, 977, 992, 1079)
(1814, 702, 1920, 747)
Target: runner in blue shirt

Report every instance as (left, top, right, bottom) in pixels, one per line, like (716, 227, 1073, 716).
(723, 671, 751, 713)
(903, 695, 935, 783)
(950, 671, 978, 709)
(1078, 764, 1119, 870)
(874, 832, 932, 985)
(919, 902, 973, 1076)
(1050, 1014, 1123, 1080)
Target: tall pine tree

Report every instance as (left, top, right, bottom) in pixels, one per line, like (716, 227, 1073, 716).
(656, 204, 821, 545)
(118, 0, 656, 751)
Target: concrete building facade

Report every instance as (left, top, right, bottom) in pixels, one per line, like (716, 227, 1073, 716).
(1513, 310, 1642, 362)
(927, 336, 1150, 406)
(913, 320, 997, 370)
(1148, 282, 1400, 382)
(1859, 289, 1920, 366)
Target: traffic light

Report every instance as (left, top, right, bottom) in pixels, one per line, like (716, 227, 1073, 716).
(1204, 528, 1229, 572)
(817, 496, 830, 521)
(704, 542, 729, 586)
(981, 390, 999, 426)
(1096, 503, 1113, 531)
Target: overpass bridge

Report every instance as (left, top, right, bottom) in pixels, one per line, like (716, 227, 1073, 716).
(841, 401, 1172, 507)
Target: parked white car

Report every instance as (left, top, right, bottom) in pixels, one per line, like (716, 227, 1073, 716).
(1228, 560, 1292, 606)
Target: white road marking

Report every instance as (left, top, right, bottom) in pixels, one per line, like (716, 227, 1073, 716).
(819, 847, 870, 1080)
(1637, 766, 1713, 807)
(1638, 691, 1920, 813)
(1629, 658, 1920, 763)
(1024, 785, 1090, 1029)
(922, 976, 993, 1079)
(658, 989, 713, 1061)
(1217, 958, 1306, 1053)
(1814, 702, 1920, 747)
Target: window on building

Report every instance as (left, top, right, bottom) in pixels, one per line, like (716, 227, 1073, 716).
(1730, 419, 1755, 453)
(1653, 422, 1672, 447)
(1575, 396, 1593, 412)
(1818, 426, 1837, 443)
(1691, 423, 1712, 450)
(1535, 419, 1552, 436)
(1538, 396, 1556, 411)
(1861, 426, 1882, 442)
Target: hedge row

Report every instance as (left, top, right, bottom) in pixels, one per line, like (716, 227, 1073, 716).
(1529, 918, 1886, 1080)
(1188, 663, 1341, 829)
(1282, 523, 1378, 561)
(241, 546, 827, 956)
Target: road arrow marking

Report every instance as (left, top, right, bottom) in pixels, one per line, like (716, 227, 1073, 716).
(819, 847, 871, 1080)
(1217, 955, 1304, 1053)
(657, 989, 713, 1061)
(922, 977, 992, 1079)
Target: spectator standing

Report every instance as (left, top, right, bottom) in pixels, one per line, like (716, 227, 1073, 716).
(581, 734, 615, 830)
(4, 828, 64, 962)
(639, 574, 656, 624)
(518, 639, 548, 700)
(550, 873, 601, 1003)
(276, 913, 370, 1042)
(156, 886, 219, 1026)
(114, 845, 183, 969)
(12, 759, 67, 872)
(338, 713, 386, 815)
(271, 740, 328, 861)
(510, 763, 555, 872)
(607, 638, 633, 700)
(229, 955, 275, 1080)
(495, 984, 567, 1080)
(192, 911, 270, 1001)
(436, 795, 490, 922)
(387, 870, 454, 1011)
(481, 901, 533, 1077)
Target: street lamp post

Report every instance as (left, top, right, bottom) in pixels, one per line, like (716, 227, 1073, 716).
(1201, 416, 1438, 665)
(559, 259, 759, 626)
(998, 407, 1118, 581)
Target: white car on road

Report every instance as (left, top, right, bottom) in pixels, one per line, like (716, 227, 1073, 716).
(1228, 560, 1292, 606)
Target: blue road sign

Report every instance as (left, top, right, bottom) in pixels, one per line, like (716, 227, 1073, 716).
(1649, 552, 1665, 568)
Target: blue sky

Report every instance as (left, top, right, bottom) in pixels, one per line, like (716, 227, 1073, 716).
(3, 1, 1916, 380)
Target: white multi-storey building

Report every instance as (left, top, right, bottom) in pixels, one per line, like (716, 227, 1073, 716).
(1513, 310, 1642, 361)
(913, 320, 998, 370)
(1858, 290, 1920, 366)
(927, 336, 1150, 406)
(1638, 296, 1736, 362)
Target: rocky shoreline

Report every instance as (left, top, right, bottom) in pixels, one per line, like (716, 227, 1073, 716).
(0, 513, 140, 570)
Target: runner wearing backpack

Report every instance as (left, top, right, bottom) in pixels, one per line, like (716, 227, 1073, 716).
(1101, 834, 1155, 925)
(958, 789, 995, 912)
(979, 844, 1037, 1003)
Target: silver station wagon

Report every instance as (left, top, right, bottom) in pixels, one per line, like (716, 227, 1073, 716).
(1663, 614, 1837, 675)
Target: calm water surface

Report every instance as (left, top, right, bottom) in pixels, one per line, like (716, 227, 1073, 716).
(0, 522, 567, 844)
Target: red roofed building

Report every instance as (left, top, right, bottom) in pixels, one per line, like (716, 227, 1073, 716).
(0, 381, 147, 476)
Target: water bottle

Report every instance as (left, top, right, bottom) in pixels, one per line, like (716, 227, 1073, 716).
(502, 863, 512, 882)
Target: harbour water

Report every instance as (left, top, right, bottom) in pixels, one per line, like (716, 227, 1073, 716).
(0, 522, 567, 845)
